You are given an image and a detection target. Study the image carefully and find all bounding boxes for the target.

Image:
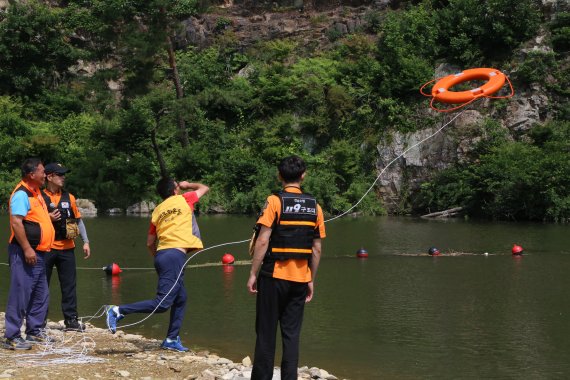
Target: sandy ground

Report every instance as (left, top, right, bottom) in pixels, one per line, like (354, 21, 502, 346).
(0, 320, 238, 380)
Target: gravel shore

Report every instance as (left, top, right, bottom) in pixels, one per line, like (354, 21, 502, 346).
(0, 313, 341, 380)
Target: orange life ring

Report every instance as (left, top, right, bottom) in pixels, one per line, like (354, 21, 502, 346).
(431, 68, 506, 104)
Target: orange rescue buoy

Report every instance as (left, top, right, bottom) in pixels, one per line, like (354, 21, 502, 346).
(420, 68, 514, 112)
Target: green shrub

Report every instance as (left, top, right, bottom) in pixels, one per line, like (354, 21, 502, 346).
(516, 51, 557, 84)
(550, 12, 570, 53)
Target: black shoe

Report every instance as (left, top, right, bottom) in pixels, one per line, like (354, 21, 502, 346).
(64, 318, 86, 332)
(3, 337, 32, 350)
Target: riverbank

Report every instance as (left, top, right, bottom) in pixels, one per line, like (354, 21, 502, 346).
(0, 313, 340, 380)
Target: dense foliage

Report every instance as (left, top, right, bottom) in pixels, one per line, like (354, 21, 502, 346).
(417, 121, 570, 222)
(0, 0, 567, 221)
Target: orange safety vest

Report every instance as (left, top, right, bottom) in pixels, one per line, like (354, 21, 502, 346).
(9, 181, 55, 252)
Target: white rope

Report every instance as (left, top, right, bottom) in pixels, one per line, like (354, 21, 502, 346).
(114, 238, 249, 330)
(325, 109, 466, 223)
(0, 328, 105, 366)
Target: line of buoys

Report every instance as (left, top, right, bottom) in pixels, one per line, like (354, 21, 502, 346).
(100, 244, 525, 275)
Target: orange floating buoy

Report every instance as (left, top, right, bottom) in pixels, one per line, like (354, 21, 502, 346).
(420, 68, 514, 112)
(222, 253, 235, 265)
(103, 263, 122, 276)
(512, 244, 524, 256)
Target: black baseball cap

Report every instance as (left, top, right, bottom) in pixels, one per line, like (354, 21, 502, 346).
(45, 163, 70, 175)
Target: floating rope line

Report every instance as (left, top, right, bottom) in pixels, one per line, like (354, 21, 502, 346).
(75, 259, 253, 271)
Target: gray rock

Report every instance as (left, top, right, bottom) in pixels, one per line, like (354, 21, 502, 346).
(309, 367, 321, 378)
(76, 199, 97, 217)
(200, 369, 217, 380)
(504, 92, 550, 135)
(242, 356, 252, 366)
(126, 201, 156, 215)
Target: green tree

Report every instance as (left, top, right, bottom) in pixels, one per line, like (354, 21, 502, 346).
(0, 1, 78, 96)
(375, 3, 438, 97)
(437, 0, 540, 65)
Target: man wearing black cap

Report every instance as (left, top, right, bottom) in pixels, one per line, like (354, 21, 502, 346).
(41, 163, 91, 331)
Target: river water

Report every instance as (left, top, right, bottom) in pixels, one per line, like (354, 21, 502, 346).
(1, 214, 570, 379)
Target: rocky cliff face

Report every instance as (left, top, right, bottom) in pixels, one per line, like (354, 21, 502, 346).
(173, 1, 391, 50)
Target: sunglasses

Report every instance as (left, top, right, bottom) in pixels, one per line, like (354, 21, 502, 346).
(51, 172, 66, 177)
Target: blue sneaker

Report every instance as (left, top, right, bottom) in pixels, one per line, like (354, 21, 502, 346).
(106, 305, 124, 334)
(3, 336, 32, 350)
(161, 336, 189, 352)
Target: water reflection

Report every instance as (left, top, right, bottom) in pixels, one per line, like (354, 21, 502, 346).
(221, 265, 235, 299)
(105, 275, 122, 305)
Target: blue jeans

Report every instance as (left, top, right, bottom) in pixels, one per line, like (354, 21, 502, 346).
(4, 243, 49, 339)
(118, 249, 188, 339)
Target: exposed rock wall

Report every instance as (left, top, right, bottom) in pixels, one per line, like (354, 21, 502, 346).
(174, 5, 380, 50)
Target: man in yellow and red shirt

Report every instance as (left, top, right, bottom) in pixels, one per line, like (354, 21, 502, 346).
(42, 163, 91, 331)
(3, 158, 55, 350)
(247, 156, 326, 380)
(106, 177, 209, 352)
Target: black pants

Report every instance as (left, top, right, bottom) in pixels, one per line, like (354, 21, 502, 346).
(252, 276, 308, 380)
(45, 248, 78, 321)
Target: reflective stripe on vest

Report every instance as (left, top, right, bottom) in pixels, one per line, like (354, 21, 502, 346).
(268, 191, 318, 260)
(9, 181, 55, 251)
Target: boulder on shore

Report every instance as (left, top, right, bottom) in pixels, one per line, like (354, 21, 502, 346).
(76, 199, 97, 217)
(126, 201, 156, 215)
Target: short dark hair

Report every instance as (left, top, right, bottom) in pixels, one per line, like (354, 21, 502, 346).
(156, 177, 177, 200)
(278, 155, 306, 183)
(21, 158, 43, 178)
